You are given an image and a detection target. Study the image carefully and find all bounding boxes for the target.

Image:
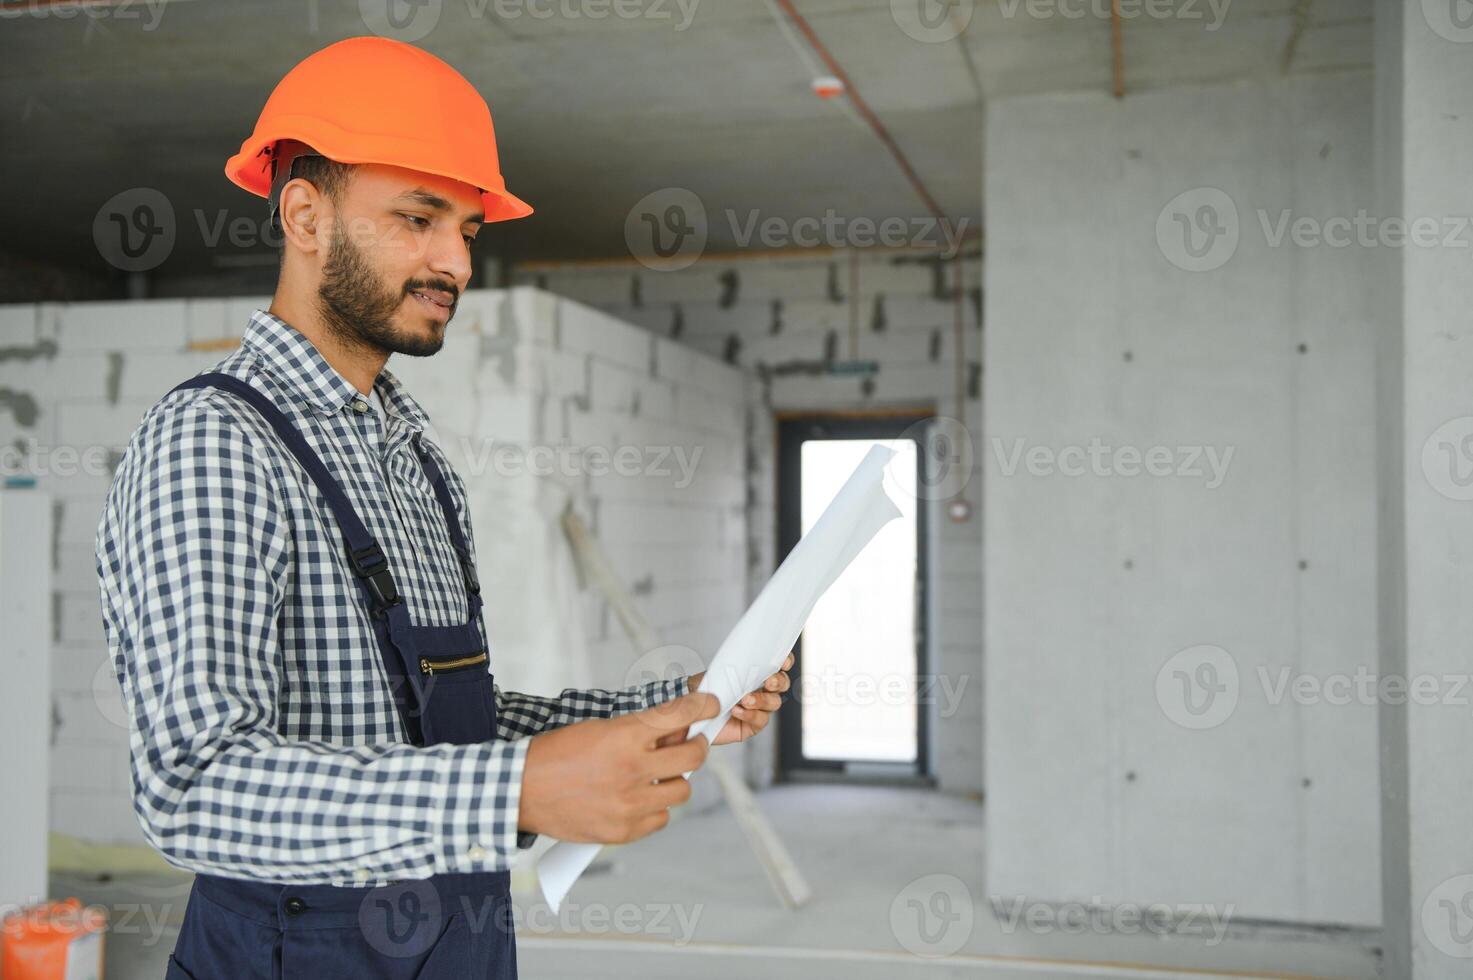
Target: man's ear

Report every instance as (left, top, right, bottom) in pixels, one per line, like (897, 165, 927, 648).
(277, 178, 325, 257)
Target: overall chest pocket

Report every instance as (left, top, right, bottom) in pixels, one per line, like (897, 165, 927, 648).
(412, 652, 497, 746)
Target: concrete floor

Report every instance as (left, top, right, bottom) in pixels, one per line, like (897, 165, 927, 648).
(55, 785, 1380, 979)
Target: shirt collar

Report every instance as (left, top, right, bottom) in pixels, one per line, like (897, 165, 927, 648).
(240, 309, 432, 434)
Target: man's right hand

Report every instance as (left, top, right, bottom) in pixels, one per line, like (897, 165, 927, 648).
(517, 691, 720, 844)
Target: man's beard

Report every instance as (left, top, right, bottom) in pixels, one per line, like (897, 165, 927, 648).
(315, 218, 456, 358)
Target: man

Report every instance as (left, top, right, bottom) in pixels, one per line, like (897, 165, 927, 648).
(94, 37, 791, 979)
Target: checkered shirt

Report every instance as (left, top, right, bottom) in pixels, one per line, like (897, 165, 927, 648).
(95, 309, 687, 886)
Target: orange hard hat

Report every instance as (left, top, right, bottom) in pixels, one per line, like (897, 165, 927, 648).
(225, 36, 531, 224)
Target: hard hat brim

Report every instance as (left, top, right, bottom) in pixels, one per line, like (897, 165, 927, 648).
(225, 129, 533, 224)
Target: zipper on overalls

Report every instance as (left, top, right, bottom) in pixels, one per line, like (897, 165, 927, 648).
(419, 651, 488, 675)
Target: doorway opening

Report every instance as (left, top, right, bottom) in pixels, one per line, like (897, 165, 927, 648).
(776, 412, 931, 781)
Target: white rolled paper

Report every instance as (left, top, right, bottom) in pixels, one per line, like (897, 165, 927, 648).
(536, 444, 903, 912)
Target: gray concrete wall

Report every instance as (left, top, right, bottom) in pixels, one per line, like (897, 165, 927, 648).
(0, 287, 747, 845)
(1374, 0, 1473, 974)
(512, 251, 986, 795)
(984, 73, 1379, 927)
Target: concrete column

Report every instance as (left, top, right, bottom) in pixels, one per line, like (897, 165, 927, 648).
(1375, 1, 1473, 976)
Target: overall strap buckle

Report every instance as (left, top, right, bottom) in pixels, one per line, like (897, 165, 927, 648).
(348, 542, 402, 614)
(454, 546, 481, 596)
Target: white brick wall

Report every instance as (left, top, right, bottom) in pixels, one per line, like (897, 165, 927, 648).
(51, 301, 189, 353)
(392, 288, 750, 713)
(5, 287, 748, 844)
(0, 296, 256, 845)
(515, 250, 986, 794)
(0, 490, 53, 903)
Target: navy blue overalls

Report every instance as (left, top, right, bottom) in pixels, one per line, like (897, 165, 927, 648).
(162, 373, 517, 980)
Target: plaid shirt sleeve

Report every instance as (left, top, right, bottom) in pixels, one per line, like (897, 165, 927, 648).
(494, 677, 690, 739)
(97, 400, 529, 884)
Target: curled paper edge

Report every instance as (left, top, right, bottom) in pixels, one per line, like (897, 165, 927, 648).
(536, 444, 902, 912)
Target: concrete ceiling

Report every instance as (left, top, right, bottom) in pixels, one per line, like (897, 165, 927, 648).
(0, 0, 1370, 287)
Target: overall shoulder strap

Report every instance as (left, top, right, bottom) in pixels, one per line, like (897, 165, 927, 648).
(412, 442, 483, 608)
(169, 372, 404, 618)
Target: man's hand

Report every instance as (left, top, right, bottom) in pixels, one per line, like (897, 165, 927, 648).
(518, 691, 720, 844)
(688, 652, 795, 746)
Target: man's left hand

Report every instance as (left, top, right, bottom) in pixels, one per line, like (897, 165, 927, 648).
(686, 653, 794, 746)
